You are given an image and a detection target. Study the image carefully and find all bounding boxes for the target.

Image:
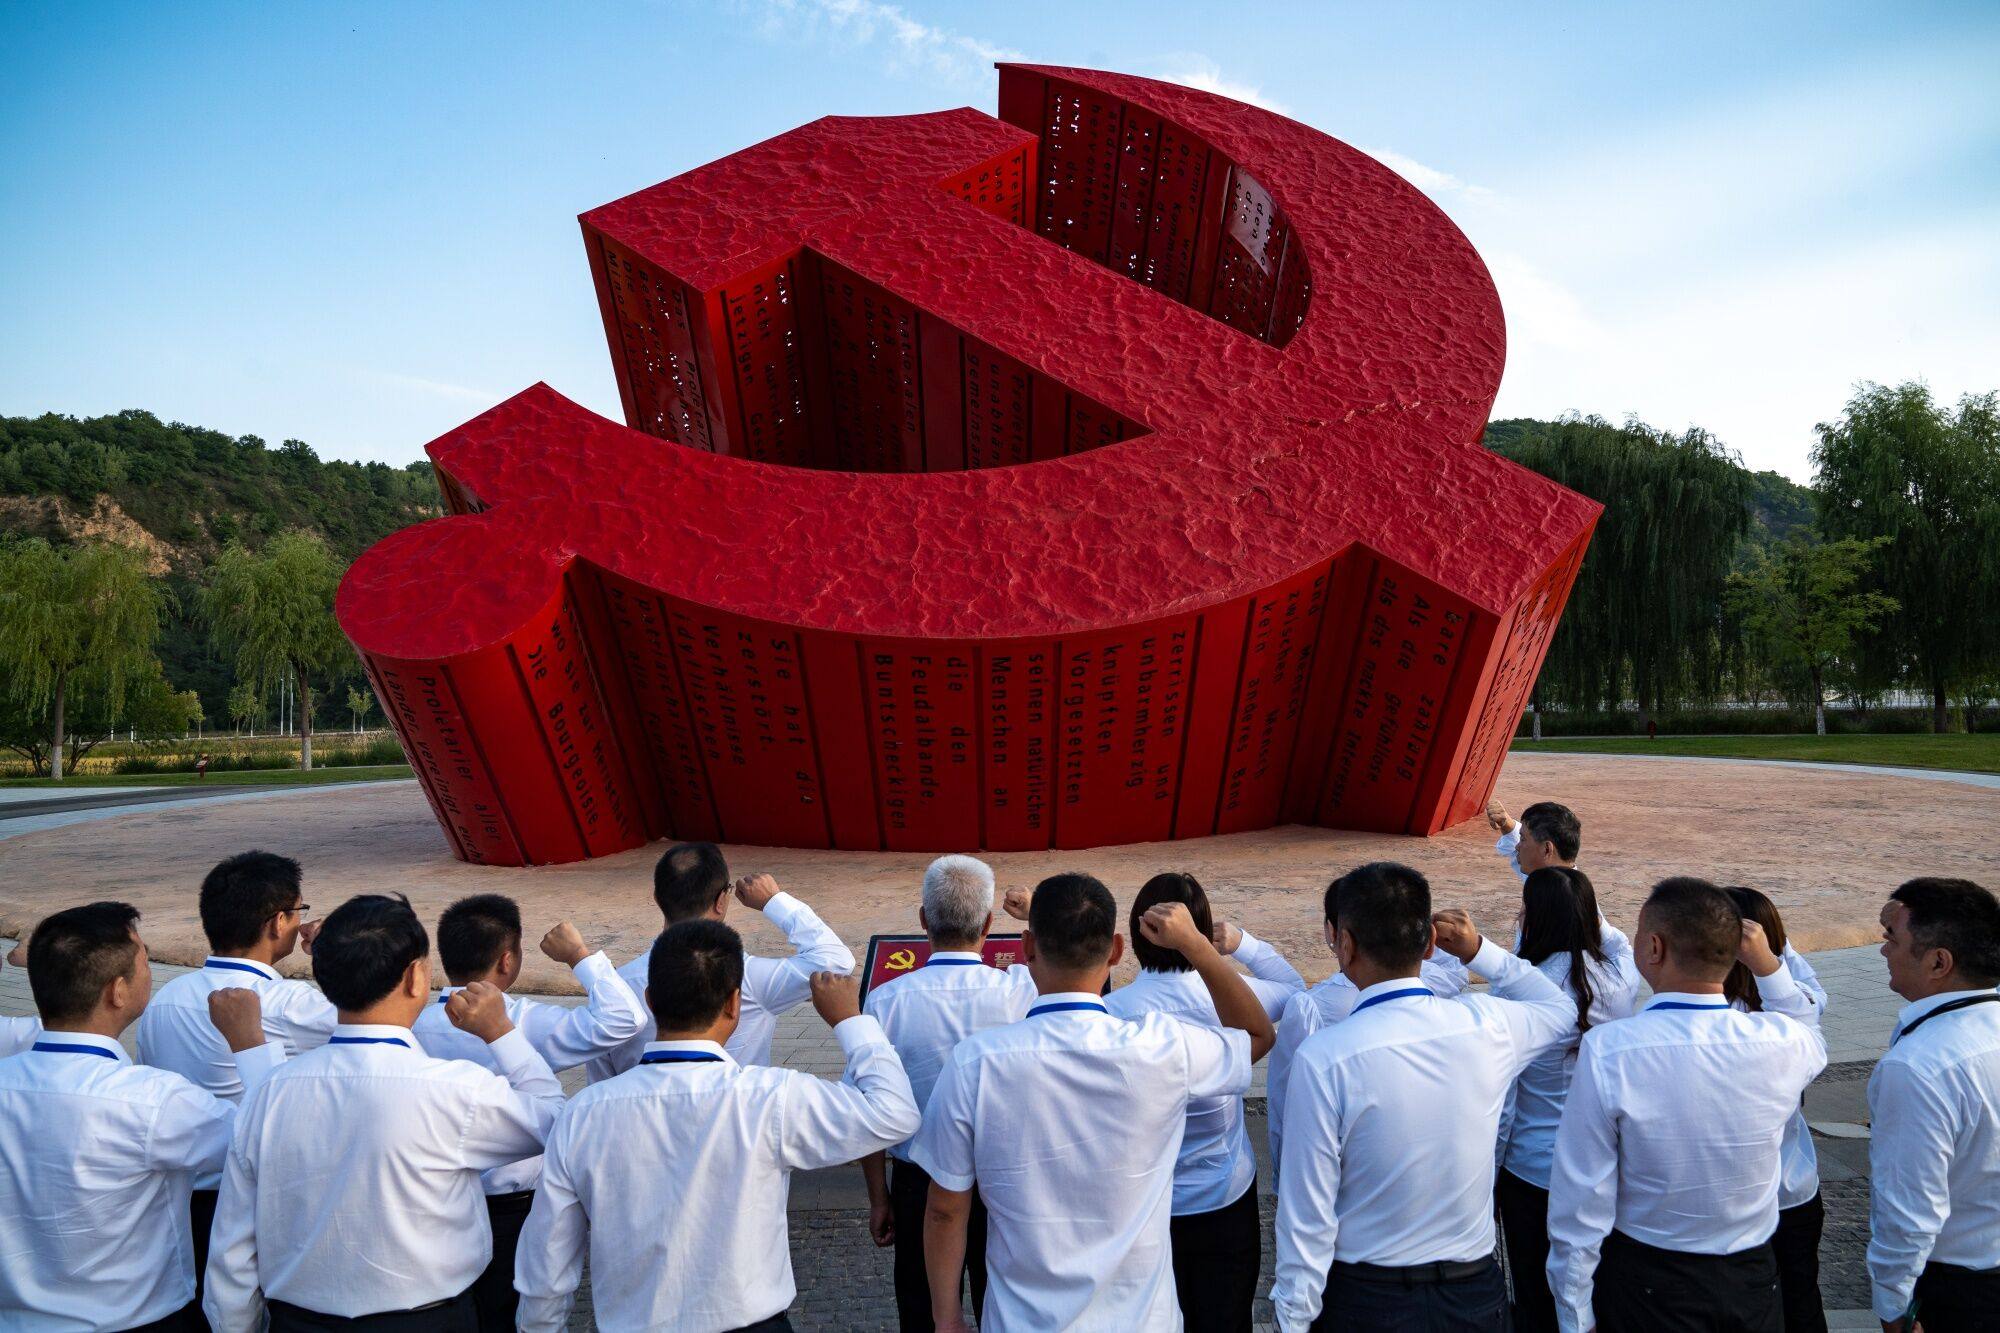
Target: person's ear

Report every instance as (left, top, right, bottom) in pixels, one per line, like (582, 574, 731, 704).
(918, 906, 930, 934)
(712, 889, 730, 920)
(1107, 933, 1125, 968)
(722, 987, 741, 1021)
(1335, 926, 1357, 973)
(1021, 929, 1039, 964)
(1323, 920, 1337, 953)
(981, 911, 993, 938)
(1928, 946, 1955, 980)
(405, 957, 429, 999)
(105, 972, 132, 1015)
(1422, 922, 1437, 960)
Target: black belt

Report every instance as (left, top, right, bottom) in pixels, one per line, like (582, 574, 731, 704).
(1330, 1254, 1496, 1285)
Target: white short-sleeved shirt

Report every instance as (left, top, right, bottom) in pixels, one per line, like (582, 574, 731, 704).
(862, 952, 1037, 1160)
(911, 993, 1251, 1331)
(1104, 931, 1302, 1214)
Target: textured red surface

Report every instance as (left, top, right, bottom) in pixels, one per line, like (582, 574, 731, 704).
(336, 65, 1599, 866)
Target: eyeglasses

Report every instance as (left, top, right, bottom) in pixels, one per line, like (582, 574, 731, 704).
(267, 904, 311, 921)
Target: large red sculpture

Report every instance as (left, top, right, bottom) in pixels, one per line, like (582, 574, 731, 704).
(336, 64, 1599, 866)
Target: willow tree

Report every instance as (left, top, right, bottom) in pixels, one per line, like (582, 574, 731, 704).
(1493, 417, 1752, 723)
(202, 532, 351, 769)
(1726, 537, 1898, 735)
(1813, 383, 2000, 731)
(0, 539, 168, 779)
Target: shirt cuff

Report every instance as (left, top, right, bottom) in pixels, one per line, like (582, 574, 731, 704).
(1754, 964, 1803, 1004)
(571, 950, 615, 987)
(1873, 1285, 1916, 1323)
(231, 1039, 286, 1086)
(485, 1026, 538, 1076)
(908, 1140, 975, 1192)
(762, 890, 802, 921)
(832, 1014, 890, 1057)
(1232, 929, 1266, 959)
(1469, 936, 1511, 978)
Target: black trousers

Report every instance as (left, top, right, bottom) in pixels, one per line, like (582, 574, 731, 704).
(268, 1290, 477, 1331)
(1308, 1255, 1508, 1332)
(1170, 1177, 1262, 1332)
(472, 1188, 536, 1332)
(891, 1157, 987, 1330)
(1593, 1231, 1780, 1333)
(1771, 1193, 1827, 1333)
(1912, 1260, 2000, 1333)
(1495, 1169, 1554, 1333)
(732, 1317, 795, 1333)
(188, 1187, 219, 1332)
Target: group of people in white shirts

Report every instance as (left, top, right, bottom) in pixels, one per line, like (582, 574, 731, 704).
(0, 800, 1994, 1333)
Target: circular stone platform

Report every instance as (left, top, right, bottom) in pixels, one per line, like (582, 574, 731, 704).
(1, 754, 1992, 993)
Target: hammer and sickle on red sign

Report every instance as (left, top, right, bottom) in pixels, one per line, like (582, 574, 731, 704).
(887, 949, 918, 973)
(337, 65, 1598, 867)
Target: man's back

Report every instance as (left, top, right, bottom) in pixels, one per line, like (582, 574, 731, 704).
(912, 998, 1250, 1331)
(207, 1028, 557, 1320)
(137, 959, 334, 1101)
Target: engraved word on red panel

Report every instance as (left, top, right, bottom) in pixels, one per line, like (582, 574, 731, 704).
(336, 65, 1600, 866)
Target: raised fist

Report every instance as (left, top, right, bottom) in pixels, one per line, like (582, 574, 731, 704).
(298, 919, 324, 955)
(809, 971, 861, 1027)
(5, 939, 25, 970)
(1001, 886, 1033, 922)
(445, 980, 514, 1043)
(1139, 902, 1207, 956)
(1431, 908, 1482, 964)
(539, 921, 590, 967)
(733, 874, 781, 911)
(207, 987, 266, 1053)
(1738, 919, 1781, 977)
(1210, 920, 1244, 955)
(1485, 799, 1514, 834)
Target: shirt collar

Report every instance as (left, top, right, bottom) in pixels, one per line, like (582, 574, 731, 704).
(1644, 991, 1732, 1012)
(1896, 986, 2000, 1030)
(641, 1039, 734, 1065)
(327, 1023, 419, 1050)
(33, 1031, 129, 1062)
(1353, 975, 1432, 1008)
(926, 951, 985, 965)
(204, 956, 280, 981)
(1027, 991, 1110, 1017)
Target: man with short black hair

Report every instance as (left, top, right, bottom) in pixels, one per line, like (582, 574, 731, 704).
(1547, 877, 1826, 1333)
(913, 873, 1276, 1330)
(1485, 799, 1581, 879)
(203, 894, 565, 1331)
(412, 894, 645, 1332)
(588, 842, 854, 1080)
(515, 919, 919, 1331)
(136, 850, 341, 1313)
(0, 902, 280, 1331)
(859, 855, 1035, 1331)
(1869, 876, 2000, 1333)
(1271, 862, 1578, 1331)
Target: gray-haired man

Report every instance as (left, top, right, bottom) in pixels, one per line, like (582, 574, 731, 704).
(860, 855, 1036, 1330)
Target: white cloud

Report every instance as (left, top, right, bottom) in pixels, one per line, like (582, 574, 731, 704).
(1357, 146, 1496, 204)
(1148, 55, 1287, 114)
(755, 0, 1022, 87)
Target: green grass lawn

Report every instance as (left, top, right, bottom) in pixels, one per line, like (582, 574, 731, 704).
(0, 764, 414, 791)
(1509, 733, 2000, 774)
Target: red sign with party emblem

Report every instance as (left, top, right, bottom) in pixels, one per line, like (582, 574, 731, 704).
(861, 933, 1026, 999)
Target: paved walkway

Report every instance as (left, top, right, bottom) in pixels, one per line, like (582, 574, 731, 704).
(0, 938, 1903, 1328)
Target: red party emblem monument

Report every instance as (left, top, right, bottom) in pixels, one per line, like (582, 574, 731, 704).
(337, 65, 1598, 866)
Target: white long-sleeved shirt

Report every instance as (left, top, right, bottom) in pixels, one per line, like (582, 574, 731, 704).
(0, 1014, 39, 1058)
(0, 1031, 282, 1331)
(1866, 986, 2000, 1323)
(1545, 969, 1827, 1333)
(1270, 941, 1577, 1331)
(1266, 954, 1471, 1173)
(911, 993, 1251, 1331)
(1104, 930, 1302, 1213)
(1727, 945, 1828, 1210)
(411, 950, 646, 1193)
(862, 950, 1037, 1160)
(1498, 950, 1642, 1189)
(202, 1023, 563, 1330)
(515, 1018, 919, 1331)
(587, 892, 855, 1078)
(136, 958, 338, 1094)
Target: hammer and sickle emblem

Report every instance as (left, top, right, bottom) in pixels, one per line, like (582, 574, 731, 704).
(887, 949, 918, 973)
(338, 65, 1596, 867)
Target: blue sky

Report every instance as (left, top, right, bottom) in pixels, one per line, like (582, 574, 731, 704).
(3, 1, 1995, 482)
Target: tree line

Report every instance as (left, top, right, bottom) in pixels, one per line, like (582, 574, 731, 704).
(1489, 381, 2000, 734)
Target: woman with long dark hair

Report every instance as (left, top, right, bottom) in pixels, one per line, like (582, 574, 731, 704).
(1724, 885, 1831, 1333)
(1104, 872, 1303, 1332)
(1496, 867, 1640, 1333)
